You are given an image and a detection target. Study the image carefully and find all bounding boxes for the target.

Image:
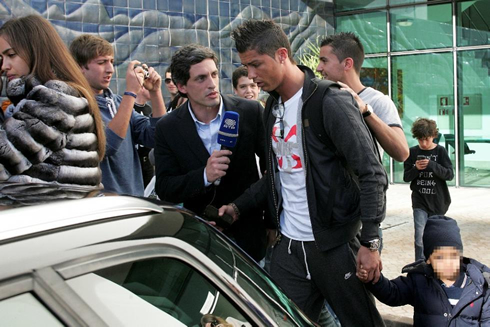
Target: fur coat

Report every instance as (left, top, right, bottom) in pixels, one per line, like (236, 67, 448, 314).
(0, 77, 102, 187)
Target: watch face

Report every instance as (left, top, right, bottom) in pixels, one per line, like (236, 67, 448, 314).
(369, 239, 380, 251)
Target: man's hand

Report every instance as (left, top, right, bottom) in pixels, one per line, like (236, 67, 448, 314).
(416, 159, 429, 170)
(206, 150, 232, 183)
(135, 88, 151, 105)
(126, 60, 144, 94)
(266, 229, 277, 247)
(218, 204, 238, 222)
(356, 246, 383, 284)
(209, 204, 238, 231)
(143, 66, 162, 92)
(338, 81, 366, 113)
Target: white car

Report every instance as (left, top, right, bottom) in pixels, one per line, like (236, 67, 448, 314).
(0, 191, 316, 327)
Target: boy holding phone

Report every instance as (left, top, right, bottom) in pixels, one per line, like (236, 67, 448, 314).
(404, 118, 454, 261)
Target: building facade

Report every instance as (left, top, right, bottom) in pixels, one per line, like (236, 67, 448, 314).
(336, 0, 490, 187)
(1, 0, 488, 187)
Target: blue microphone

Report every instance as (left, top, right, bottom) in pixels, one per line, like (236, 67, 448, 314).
(218, 111, 239, 148)
(215, 111, 239, 185)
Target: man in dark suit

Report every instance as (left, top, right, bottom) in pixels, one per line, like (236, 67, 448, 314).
(154, 44, 267, 261)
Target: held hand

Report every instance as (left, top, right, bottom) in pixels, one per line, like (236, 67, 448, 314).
(143, 66, 162, 92)
(206, 150, 232, 183)
(126, 60, 145, 93)
(356, 268, 369, 283)
(356, 246, 382, 284)
(338, 81, 366, 112)
(266, 229, 278, 247)
(415, 159, 429, 170)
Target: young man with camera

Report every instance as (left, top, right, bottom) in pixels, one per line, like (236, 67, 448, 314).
(70, 34, 166, 196)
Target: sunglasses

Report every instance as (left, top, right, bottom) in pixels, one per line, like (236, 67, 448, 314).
(272, 102, 285, 139)
(164, 78, 173, 84)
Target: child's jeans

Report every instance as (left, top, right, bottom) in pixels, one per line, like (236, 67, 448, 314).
(414, 208, 429, 261)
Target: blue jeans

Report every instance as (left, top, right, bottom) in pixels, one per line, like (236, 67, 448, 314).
(413, 208, 429, 261)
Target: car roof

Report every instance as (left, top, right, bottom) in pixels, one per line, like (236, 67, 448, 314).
(0, 196, 164, 242)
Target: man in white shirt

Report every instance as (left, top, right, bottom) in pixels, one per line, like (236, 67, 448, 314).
(316, 32, 408, 162)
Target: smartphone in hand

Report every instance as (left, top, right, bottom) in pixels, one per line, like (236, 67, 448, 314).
(203, 205, 234, 229)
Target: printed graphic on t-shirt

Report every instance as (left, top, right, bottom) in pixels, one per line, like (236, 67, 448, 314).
(272, 123, 302, 172)
(417, 154, 439, 195)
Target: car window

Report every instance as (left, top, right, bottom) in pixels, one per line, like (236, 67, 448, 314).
(234, 256, 311, 326)
(67, 257, 253, 327)
(174, 216, 314, 326)
(0, 293, 63, 326)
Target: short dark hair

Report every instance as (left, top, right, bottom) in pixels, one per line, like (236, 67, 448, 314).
(411, 118, 439, 139)
(231, 19, 295, 63)
(320, 32, 364, 74)
(169, 44, 219, 93)
(70, 34, 113, 68)
(232, 66, 249, 89)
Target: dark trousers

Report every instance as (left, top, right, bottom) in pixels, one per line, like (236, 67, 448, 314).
(270, 234, 385, 327)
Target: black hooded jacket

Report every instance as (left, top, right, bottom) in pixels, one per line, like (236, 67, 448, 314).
(234, 65, 387, 250)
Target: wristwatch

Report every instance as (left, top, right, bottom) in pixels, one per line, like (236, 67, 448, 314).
(360, 238, 380, 252)
(362, 104, 373, 118)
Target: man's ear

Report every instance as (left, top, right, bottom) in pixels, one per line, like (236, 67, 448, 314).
(79, 64, 88, 75)
(344, 57, 355, 71)
(177, 83, 187, 96)
(275, 47, 289, 64)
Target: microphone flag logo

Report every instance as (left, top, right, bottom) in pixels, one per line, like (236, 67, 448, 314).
(218, 111, 239, 148)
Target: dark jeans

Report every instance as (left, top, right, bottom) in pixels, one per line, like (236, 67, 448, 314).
(413, 208, 429, 261)
(270, 234, 384, 327)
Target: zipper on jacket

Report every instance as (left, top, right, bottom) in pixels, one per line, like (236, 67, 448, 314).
(433, 278, 455, 321)
(267, 97, 282, 247)
(300, 83, 318, 246)
(300, 82, 318, 185)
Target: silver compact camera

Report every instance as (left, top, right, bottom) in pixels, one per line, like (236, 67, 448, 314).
(135, 65, 150, 79)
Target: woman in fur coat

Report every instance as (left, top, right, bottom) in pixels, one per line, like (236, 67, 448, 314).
(0, 15, 106, 194)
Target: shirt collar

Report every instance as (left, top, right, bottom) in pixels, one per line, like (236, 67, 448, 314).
(187, 96, 224, 126)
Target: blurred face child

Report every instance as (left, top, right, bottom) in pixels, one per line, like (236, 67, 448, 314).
(0, 35, 30, 82)
(427, 246, 461, 285)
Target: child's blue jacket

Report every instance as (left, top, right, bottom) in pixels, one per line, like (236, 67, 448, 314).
(368, 257, 490, 326)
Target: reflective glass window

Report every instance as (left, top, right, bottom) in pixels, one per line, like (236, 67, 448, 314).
(391, 52, 455, 184)
(457, 0, 490, 47)
(67, 258, 252, 327)
(336, 11, 388, 54)
(335, 0, 387, 12)
(390, 0, 428, 5)
(391, 4, 452, 52)
(457, 49, 490, 187)
(361, 57, 392, 175)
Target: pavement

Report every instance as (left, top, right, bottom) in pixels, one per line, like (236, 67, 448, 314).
(376, 183, 490, 324)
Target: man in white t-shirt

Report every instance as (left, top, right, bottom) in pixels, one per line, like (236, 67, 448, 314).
(221, 19, 388, 327)
(316, 32, 409, 162)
